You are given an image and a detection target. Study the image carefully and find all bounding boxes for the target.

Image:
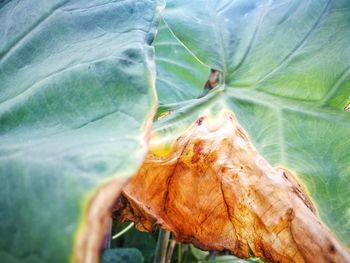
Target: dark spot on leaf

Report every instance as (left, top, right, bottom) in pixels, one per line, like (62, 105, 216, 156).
(236, 128, 247, 140)
(329, 244, 336, 254)
(261, 246, 274, 263)
(122, 48, 140, 62)
(292, 186, 315, 213)
(221, 167, 228, 173)
(191, 140, 204, 163)
(285, 208, 295, 222)
(197, 117, 204, 126)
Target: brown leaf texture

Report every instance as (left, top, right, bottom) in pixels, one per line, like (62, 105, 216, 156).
(112, 112, 350, 263)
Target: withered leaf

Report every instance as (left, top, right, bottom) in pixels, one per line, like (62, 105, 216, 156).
(113, 113, 350, 263)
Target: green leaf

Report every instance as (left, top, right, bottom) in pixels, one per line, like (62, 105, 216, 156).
(154, 0, 350, 247)
(154, 19, 209, 104)
(101, 248, 144, 263)
(0, 0, 163, 262)
(189, 245, 209, 261)
(123, 228, 157, 263)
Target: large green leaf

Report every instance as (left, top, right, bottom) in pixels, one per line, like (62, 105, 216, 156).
(0, 0, 163, 262)
(154, 20, 209, 104)
(154, 0, 350, 247)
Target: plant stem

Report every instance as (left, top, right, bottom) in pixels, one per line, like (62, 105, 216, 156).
(165, 239, 176, 263)
(177, 243, 182, 263)
(182, 245, 189, 263)
(153, 229, 170, 263)
(112, 222, 134, 239)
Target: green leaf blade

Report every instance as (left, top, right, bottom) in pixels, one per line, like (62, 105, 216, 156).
(0, 0, 163, 262)
(156, 0, 350, 248)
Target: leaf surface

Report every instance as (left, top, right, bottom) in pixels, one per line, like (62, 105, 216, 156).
(0, 0, 163, 262)
(153, 0, 350, 247)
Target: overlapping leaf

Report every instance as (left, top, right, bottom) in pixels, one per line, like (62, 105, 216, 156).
(154, 0, 350, 247)
(1, 0, 350, 262)
(0, 0, 163, 262)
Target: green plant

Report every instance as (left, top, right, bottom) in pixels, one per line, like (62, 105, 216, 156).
(1, 0, 350, 262)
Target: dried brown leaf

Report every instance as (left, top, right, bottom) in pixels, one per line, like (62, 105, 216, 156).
(113, 113, 350, 263)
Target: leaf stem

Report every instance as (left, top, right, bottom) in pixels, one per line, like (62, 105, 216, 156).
(153, 229, 170, 263)
(165, 239, 176, 263)
(112, 222, 134, 239)
(177, 243, 182, 263)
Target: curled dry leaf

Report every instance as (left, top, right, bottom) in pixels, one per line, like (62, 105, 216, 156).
(112, 113, 350, 263)
(75, 178, 128, 263)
